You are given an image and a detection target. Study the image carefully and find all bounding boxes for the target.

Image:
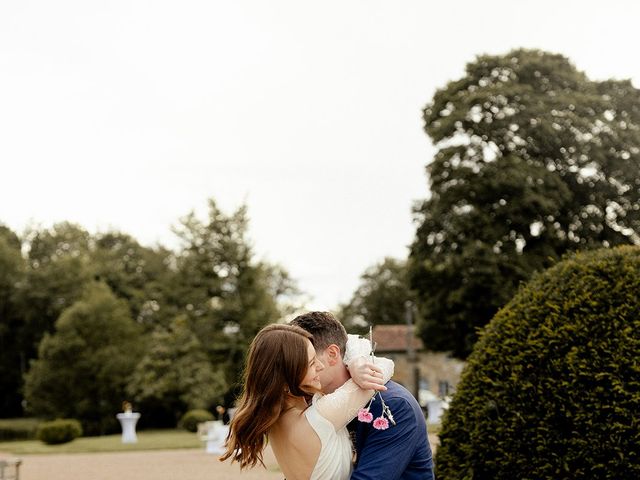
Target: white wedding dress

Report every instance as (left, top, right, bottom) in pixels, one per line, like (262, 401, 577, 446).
(303, 335, 394, 480)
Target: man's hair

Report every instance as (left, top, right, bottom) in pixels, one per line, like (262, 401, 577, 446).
(290, 311, 347, 356)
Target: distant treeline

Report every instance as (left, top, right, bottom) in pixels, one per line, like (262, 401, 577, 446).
(0, 199, 299, 434)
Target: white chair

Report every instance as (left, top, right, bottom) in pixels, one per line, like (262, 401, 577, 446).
(200, 420, 230, 455)
(0, 458, 22, 480)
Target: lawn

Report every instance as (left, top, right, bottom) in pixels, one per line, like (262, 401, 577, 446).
(0, 429, 202, 455)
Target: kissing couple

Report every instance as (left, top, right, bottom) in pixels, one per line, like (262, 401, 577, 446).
(221, 311, 434, 479)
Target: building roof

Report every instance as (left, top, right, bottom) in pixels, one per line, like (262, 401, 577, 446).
(372, 324, 424, 352)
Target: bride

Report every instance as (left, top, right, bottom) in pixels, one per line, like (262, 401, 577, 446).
(220, 323, 393, 480)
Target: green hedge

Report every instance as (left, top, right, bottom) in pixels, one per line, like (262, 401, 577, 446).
(0, 418, 41, 441)
(436, 246, 640, 479)
(179, 409, 214, 432)
(36, 419, 83, 445)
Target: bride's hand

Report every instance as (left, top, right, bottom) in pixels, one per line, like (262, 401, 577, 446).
(347, 357, 387, 391)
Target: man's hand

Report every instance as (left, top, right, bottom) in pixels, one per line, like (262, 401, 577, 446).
(348, 357, 387, 391)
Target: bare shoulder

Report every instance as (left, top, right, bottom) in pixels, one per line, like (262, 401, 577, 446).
(272, 408, 318, 445)
(269, 408, 321, 480)
(285, 408, 318, 443)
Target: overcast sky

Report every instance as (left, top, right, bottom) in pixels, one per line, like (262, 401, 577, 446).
(1, 1, 639, 310)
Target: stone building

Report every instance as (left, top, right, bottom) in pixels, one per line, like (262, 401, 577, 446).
(372, 325, 465, 402)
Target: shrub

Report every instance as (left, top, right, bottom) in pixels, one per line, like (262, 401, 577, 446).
(0, 418, 41, 441)
(179, 409, 214, 432)
(436, 246, 640, 479)
(36, 419, 83, 445)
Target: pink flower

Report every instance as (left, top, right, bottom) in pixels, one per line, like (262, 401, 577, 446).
(373, 416, 389, 430)
(357, 408, 373, 423)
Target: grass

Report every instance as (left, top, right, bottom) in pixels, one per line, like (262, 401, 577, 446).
(0, 429, 202, 455)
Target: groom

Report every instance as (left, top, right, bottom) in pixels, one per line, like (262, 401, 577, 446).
(291, 311, 434, 480)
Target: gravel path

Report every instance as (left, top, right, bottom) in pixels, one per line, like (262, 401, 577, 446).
(3, 434, 438, 480)
(2, 448, 283, 480)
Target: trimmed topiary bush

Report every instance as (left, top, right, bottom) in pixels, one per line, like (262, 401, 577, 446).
(436, 246, 640, 479)
(179, 409, 214, 432)
(36, 419, 83, 445)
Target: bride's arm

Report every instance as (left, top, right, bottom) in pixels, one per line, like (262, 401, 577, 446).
(344, 334, 394, 391)
(314, 335, 394, 431)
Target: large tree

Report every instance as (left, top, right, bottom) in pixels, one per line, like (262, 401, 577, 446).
(17, 222, 93, 358)
(340, 257, 413, 334)
(127, 315, 226, 426)
(1, 199, 298, 421)
(410, 49, 640, 358)
(92, 231, 174, 329)
(8, 223, 94, 415)
(3, 225, 174, 417)
(170, 199, 293, 394)
(24, 282, 144, 435)
(0, 225, 26, 416)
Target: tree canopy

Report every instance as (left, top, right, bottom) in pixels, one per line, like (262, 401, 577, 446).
(340, 257, 412, 333)
(410, 49, 640, 357)
(1, 198, 299, 423)
(24, 282, 145, 435)
(0, 227, 26, 415)
(127, 315, 225, 426)
(170, 199, 292, 390)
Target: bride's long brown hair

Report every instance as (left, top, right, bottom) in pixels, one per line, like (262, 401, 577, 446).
(220, 323, 315, 469)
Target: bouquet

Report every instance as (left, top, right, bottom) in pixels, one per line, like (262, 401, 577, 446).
(356, 326, 396, 430)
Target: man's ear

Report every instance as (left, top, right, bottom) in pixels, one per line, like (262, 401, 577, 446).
(324, 344, 342, 366)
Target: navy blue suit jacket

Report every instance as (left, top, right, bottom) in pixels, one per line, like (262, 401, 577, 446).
(350, 381, 434, 479)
